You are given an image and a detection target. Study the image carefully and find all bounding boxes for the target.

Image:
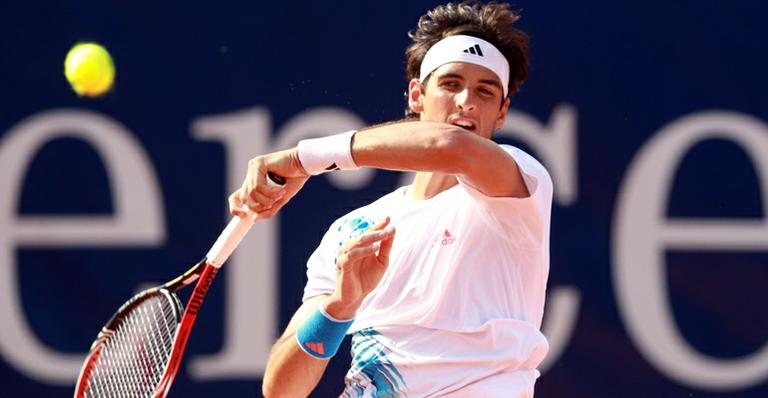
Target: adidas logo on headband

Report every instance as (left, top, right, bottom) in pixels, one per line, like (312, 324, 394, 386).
(462, 44, 484, 56)
(419, 35, 510, 96)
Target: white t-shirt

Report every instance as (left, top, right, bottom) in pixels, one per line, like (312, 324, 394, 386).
(303, 144, 553, 398)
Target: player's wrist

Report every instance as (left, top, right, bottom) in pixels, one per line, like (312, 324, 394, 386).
(287, 147, 310, 177)
(296, 130, 358, 175)
(323, 295, 361, 320)
(295, 299, 355, 359)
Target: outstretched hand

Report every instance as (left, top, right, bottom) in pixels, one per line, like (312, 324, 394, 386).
(228, 148, 310, 220)
(325, 217, 396, 320)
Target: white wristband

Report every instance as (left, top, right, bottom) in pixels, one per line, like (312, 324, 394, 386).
(297, 130, 358, 175)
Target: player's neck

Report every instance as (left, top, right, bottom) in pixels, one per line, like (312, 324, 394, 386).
(408, 172, 457, 200)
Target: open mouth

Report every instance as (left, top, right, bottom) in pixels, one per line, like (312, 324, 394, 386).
(450, 119, 476, 131)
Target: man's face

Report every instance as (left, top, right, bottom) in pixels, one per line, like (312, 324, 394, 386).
(409, 62, 510, 139)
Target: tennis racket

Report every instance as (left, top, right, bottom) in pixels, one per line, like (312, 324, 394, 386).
(74, 173, 285, 398)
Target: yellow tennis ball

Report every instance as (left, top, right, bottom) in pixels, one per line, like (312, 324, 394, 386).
(64, 42, 115, 97)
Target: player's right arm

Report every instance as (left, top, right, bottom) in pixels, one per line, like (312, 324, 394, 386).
(229, 119, 531, 220)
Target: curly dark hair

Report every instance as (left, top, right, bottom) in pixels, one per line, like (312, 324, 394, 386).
(404, 1, 530, 117)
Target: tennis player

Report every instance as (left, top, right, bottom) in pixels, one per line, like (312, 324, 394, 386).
(230, 2, 552, 396)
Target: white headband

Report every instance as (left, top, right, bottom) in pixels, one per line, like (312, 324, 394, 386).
(419, 35, 510, 97)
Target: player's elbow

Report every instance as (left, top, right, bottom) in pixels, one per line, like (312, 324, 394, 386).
(262, 378, 312, 398)
(261, 359, 285, 398)
(261, 383, 282, 398)
(261, 368, 294, 398)
(262, 373, 276, 397)
(262, 378, 302, 398)
(261, 359, 317, 398)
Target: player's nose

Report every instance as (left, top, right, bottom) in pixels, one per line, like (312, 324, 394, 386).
(455, 89, 477, 111)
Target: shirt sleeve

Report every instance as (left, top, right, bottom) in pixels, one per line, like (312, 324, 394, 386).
(302, 220, 343, 302)
(457, 144, 553, 249)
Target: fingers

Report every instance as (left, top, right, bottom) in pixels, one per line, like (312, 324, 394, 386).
(345, 228, 395, 260)
(355, 224, 394, 247)
(231, 151, 309, 219)
(339, 218, 395, 263)
(377, 226, 396, 264)
(228, 190, 246, 217)
(245, 178, 285, 210)
(368, 216, 391, 232)
(246, 188, 280, 209)
(233, 172, 286, 219)
(343, 245, 381, 262)
(245, 178, 307, 220)
(229, 185, 283, 220)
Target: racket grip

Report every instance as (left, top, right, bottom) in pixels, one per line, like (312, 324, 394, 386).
(205, 173, 285, 267)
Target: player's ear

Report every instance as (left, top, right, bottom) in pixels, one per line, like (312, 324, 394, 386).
(494, 97, 511, 130)
(408, 78, 424, 114)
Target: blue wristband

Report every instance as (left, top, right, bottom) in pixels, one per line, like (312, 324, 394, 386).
(296, 304, 354, 359)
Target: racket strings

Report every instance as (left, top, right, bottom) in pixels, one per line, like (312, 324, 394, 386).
(83, 294, 179, 398)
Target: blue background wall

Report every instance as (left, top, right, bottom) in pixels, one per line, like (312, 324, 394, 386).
(2, 1, 767, 397)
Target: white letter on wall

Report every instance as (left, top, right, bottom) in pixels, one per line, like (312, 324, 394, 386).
(614, 111, 768, 390)
(0, 109, 165, 384)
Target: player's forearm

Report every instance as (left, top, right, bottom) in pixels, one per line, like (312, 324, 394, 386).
(351, 121, 477, 174)
(283, 120, 525, 197)
(262, 334, 329, 398)
(351, 121, 528, 197)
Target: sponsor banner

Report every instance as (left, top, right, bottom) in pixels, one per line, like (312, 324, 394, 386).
(1, 1, 766, 397)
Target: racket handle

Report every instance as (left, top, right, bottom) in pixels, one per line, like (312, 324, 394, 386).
(205, 172, 285, 267)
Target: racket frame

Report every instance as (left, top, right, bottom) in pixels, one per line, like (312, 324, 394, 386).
(74, 173, 283, 398)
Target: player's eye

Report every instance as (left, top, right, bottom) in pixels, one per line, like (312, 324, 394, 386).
(478, 86, 497, 98)
(440, 80, 461, 90)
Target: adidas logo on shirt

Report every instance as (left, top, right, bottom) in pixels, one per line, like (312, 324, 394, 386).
(462, 44, 484, 56)
(441, 229, 455, 246)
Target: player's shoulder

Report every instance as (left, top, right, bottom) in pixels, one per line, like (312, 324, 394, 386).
(498, 144, 552, 186)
